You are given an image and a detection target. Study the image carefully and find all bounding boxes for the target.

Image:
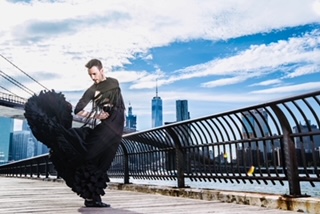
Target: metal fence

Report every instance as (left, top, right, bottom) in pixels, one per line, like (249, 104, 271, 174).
(0, 91, 26, 108)
(1, 90, 319, 197)
(109, 90, 320, 197)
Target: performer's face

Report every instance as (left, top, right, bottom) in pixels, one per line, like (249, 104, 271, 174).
(88, 66, 105, 84)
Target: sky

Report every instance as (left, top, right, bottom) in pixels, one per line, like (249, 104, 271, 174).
(0, 0, 320, 131)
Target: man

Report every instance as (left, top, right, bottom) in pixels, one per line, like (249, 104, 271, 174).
(73, 58, 125, 207)
(24, 58, 125, 208)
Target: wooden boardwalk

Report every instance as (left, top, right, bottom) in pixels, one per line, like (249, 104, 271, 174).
(0, 177, 299, 214)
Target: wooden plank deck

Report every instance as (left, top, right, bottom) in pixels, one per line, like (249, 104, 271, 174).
(0, 177, 298, 214)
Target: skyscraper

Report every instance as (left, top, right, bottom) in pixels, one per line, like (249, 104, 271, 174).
(151, 83, 163, 127)
(22, 120, 49, 155)
(125, 102, 137, 132)
(0, 116, 14, 164)
(10, 130, 34, 161)
(176, 100, 190, 122)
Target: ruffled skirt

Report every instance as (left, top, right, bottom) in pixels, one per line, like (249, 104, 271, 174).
(24, 90, 124, 200)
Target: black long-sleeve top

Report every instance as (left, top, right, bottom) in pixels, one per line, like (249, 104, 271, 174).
(74, 77, 125, 115)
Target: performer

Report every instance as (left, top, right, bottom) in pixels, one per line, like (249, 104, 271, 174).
(24, 58, 125, 208)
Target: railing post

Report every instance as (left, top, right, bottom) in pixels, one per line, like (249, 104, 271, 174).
(30, 163, 33, 178)
(166, 127, 186, 188)
(37, 162, 40, 178)
(45, 158, 49, 178)
(120, 144, 130, 184)
(270, 104, 301, 196)
(175, 144, 185, 188)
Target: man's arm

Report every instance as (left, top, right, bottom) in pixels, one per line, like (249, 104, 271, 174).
(74, 86, 94, 115)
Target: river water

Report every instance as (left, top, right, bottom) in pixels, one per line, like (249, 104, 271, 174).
(111, 177, 320, 198)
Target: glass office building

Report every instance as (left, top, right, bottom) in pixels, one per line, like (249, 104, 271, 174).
(0, 117, 14, 164)
(151, 87, 163, 128)
(176, 100, 190, 122)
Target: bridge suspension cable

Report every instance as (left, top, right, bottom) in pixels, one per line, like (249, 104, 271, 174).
(0, 53, 49, 92)
(0, 85, 20, 97)
(0, 69, 35, 96)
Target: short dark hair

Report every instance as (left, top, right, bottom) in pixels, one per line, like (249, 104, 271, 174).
(85, 59, 103, 70)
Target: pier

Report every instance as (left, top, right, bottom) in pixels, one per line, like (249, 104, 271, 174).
(0, 176, 309, 214)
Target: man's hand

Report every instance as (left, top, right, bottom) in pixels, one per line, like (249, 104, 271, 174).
(98, 111, 110, 120)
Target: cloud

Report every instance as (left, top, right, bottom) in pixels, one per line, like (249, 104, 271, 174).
(1, 0, 319, 78)
(313, 0, 320, 15)
(1, 0, 320, 131)
(201, 76, 248, 88)
(250, 82, 320, 94)
(284, 64, 320, 78)
(154, 30, 320, 88)
(249, 79, 283, 87)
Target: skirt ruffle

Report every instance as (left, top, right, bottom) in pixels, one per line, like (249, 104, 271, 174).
(72, 164, 108, 200)
(24, 90, 110, 199)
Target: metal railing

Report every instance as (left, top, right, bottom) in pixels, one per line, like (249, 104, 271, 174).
(0, 91, 27, 108)
(1, 90, 319, 197)
(0, 154, 57, 179)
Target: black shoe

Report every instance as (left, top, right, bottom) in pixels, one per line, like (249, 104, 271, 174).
(85, 200, 111, 208)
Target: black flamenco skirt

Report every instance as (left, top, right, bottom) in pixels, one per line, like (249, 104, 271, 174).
(24, 90, 124, 200)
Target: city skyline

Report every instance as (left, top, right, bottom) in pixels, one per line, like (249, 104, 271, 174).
(1, 108, 319, 164)
(0, 116, 48, 164)
(0, 1, 319, 131)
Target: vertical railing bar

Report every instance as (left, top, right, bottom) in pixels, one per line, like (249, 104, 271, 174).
(233, 112, 250, 183)
(201, 120, 216, 181)
(210, 118, 225, 183)
(192, 122, 209, 181)
(239, 111, 255, 184)
(263, 107, 284, 185)
(226, 114, 243, 183)
(215, 116, 232, 182)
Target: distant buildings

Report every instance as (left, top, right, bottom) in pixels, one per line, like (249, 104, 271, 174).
(0, 117, 48, 164)
(124, 102, 137, 133)
(238, 109, 270, 166)
(293, 120, 320, 152)
(151, 84, 163, 127)
(10, 130, 34, 160)
(176, 100, 190, 122)
(9, 120, 48, 162)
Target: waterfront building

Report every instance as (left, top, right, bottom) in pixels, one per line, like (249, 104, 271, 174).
(21, 120, 48, 155)
(151, 83, 163, 127)
(125, 102, 137, 133)
(0, 117, 14, 164)
(176, 100, 190, 122)
(9, 130, 34, 161)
